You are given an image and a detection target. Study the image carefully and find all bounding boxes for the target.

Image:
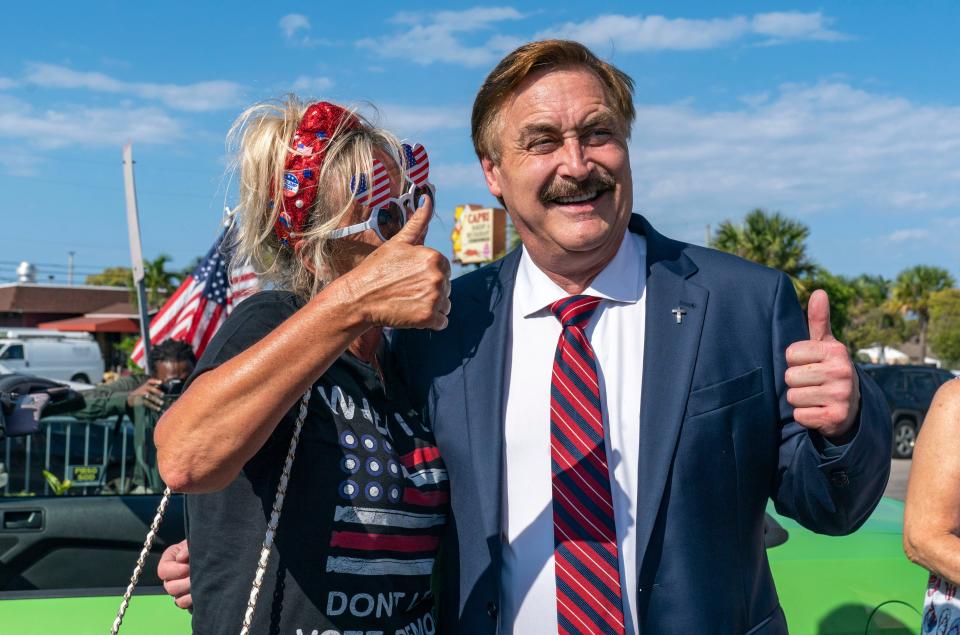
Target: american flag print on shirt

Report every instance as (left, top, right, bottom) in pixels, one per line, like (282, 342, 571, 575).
(326, 431, 448, 578)
(131, 229, 258, 367)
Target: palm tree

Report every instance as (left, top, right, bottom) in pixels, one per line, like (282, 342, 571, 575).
(712, 209, 816, 296)
(142, 254, 179, 309)
(890, 265, 956, 362)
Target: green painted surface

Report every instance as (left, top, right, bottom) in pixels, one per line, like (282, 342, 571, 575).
(768, 498, 928, 635)
(0, 499, 927, 634)
(0, 593, 190, 634)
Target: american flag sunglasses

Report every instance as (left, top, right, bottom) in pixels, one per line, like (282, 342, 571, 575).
(330, 143, 434, 242)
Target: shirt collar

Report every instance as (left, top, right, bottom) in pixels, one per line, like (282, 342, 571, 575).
(515, 229, 645, 319)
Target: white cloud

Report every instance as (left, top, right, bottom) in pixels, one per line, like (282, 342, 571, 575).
(359, 9, 848, 67)
(374, 104, 468, 136)
(279, 13, 310, 39)
(278, 13, 331, 47)
(537, 11, 849, 51)
(627, 82, 960, 237)
(886, 228, 932, 243)
(23, 63, 243, 112)
(357, 7, 524, 67)
(291, 75, 335, 95)
(751, 12, 848, 42)
(0, 77, 16, 90)
(0, 95, 182, 148)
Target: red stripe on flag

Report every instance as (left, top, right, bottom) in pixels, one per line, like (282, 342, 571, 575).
(400, 446, 442, 469)
(329, 531, 439, 552)
(403, 488, 448, 507)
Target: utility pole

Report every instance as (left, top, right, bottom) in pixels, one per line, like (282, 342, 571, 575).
(123, 143, 153, 376)
(67, 251, 75, 285)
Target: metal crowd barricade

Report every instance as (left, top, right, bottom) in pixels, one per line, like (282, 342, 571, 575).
(0, 415, 135, 496)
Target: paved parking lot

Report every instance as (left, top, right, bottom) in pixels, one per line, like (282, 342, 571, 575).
(885, 458, 911, 501)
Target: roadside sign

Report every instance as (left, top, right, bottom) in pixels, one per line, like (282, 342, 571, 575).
(452, 204, 507, 264)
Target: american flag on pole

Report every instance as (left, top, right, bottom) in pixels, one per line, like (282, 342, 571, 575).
(131, 230, 258, 368)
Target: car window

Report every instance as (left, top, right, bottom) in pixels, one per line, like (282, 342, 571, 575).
(936, 370, 957, 386)
(908, 372, 938, 400)
(0, 344, 24, 360)
(880, 371, 905, 393)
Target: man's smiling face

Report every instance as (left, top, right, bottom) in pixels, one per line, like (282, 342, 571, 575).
(480, 65, 633, 275)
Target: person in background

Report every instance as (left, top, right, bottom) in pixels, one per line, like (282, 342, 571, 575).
(904, 378, 960, 632)
(75, 338, 196, 492)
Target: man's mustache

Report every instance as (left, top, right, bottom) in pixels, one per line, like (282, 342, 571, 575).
(539, 168, 616, 204)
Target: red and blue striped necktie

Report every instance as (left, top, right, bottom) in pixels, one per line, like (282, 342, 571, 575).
(549, 294, 625, 635)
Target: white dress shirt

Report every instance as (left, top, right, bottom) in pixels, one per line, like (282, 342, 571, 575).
(501, 230, 647, 634)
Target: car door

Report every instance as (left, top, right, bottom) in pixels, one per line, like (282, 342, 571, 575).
(906, 370, 939, 424)
(0, 344, 28, 374)
(0, 412, 185, 594)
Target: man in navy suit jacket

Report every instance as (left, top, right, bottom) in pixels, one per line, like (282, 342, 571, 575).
(393, 40, 891, 634)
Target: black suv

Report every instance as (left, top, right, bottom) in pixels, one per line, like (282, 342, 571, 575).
(862, 364, 957, 459)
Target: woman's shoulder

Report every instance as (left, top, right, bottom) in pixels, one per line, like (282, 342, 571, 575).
(933, 377, 960, 411)
(232, 289, 303, 314)
(194, 290, 304, 370)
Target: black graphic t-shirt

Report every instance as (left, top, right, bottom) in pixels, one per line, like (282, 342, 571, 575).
(186, 291, 448, 635)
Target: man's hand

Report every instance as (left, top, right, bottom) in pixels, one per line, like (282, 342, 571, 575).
(127, 379, 165, 412)
(785, 289, 860, 440)
(158, 539, 192, 610)
(337, 195, 452, 331)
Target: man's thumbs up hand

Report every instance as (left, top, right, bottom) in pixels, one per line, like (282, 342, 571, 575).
(785, 289, 861, 439)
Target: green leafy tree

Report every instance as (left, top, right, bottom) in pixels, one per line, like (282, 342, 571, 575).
(929, 289, 960, 367)
(85, 266, 133, 287)
(143, 253, 179, 309)
(890, 265, 956, 362)
(803, 268, 856, 341)
(85, 255, 180, 311)
(842, 274, 907, 357)
(712, 209, 816, 297)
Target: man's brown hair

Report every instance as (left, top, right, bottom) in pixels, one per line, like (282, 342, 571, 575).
(471, 39, 636, 163)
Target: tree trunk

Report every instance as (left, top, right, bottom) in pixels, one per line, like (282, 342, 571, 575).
(919, 316, 928, 364)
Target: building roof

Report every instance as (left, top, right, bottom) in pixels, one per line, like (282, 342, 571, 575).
(37, 316, 141, 334)
(0, 283, 130, 315)
(86, 301, 140, 318)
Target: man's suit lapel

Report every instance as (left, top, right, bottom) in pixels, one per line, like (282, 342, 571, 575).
(458, 250, 521, 540)
(631, 215, 709, 572)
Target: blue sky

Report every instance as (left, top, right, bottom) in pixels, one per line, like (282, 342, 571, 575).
(1, 1, 958, 284)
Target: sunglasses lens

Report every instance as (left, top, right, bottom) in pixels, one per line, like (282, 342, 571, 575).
(411, 185, 433, 216)
(376, 203, 404, 239)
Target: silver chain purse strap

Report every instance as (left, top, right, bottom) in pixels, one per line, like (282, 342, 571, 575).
(240, 388, 311, 634)
(110, 388, 312, 635)
(110, 486, 172, 635)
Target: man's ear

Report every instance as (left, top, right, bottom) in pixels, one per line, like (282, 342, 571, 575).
(480, 156, 503, 199)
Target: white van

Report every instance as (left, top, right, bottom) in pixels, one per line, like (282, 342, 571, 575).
(0, 329, 104, 384)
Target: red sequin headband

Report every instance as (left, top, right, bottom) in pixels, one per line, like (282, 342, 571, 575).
(272, 102, 358, 247)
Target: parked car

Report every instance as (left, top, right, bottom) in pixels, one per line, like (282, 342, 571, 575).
(0, 328, 104, 384)
(863, 364, 957, 459)
(0, 371, 184, 617)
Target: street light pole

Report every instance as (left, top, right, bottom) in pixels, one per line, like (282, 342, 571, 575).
(122, 143, 153, 376)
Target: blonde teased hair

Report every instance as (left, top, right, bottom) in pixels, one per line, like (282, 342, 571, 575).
(227, 95, 404, 299)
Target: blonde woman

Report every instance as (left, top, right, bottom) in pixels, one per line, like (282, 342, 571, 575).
(155, 97, 450, 634)
(904, 378, 960, 633)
